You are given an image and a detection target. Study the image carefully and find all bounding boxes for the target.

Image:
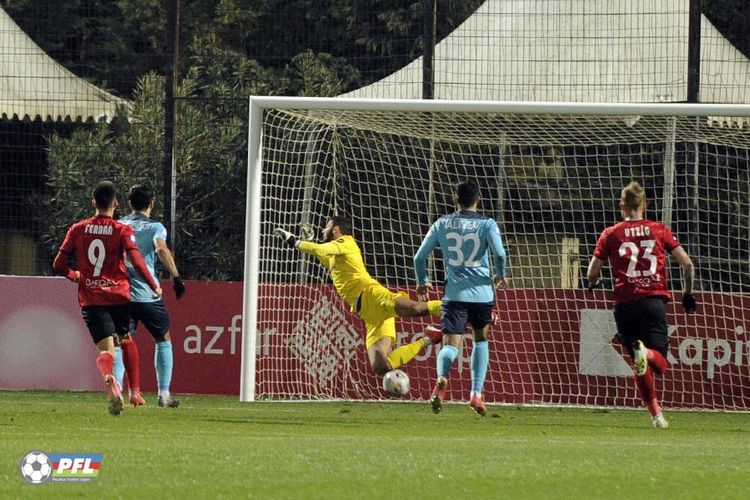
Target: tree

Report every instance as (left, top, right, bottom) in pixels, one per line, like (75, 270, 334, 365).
(214, 0, 484, 84)
(43, 35, 257, 280)
(3, 0, 484, 97)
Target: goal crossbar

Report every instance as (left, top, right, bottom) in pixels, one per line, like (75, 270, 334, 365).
(248, 96, 750, 117)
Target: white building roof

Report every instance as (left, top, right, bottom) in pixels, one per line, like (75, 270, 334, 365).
(0, 7, 127, 122)
(344, 0, 750, 104)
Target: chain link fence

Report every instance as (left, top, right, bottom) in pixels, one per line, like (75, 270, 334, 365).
(1, 1, 748, 281)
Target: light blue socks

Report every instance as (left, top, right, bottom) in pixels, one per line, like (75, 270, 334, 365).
(114, 346, 125, 387)
(437, 344, 459, 378)
(155, 340, 174, 397)
(471, 340, 489, 395)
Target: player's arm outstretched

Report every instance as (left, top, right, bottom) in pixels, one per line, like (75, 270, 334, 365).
(274, 228, 301, 249)
(274, 227, 342, 268)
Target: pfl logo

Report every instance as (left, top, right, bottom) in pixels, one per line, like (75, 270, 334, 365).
(20, 451, 102, 484)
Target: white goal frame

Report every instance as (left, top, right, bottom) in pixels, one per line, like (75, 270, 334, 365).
(241, 96, 750, 402)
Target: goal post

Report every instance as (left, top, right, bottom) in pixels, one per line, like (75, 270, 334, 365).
(242, 97, 750, 410)
(240, 101, 264, 402)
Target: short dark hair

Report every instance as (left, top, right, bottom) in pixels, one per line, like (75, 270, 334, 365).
(456, 180, 480, 208)
(329, 214, 352, 235)
(93, 181, 117, 209)
(128, 184, 155, 211)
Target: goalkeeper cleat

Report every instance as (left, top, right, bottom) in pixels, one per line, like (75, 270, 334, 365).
(632, 340, 649, 376)
(430, 378, 447, 414)
(469, 394, 487, 417)
(105, 375, 124, 416)
(652, 413, 669, 429)
(129, 389, 146, 407)
(158, 395, 181, 408)
(423, 325, 443, 345)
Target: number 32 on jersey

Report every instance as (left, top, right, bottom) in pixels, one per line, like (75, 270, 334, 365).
(446, 231, 481, 267)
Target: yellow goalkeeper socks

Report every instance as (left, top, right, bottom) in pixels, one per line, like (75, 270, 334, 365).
(427, 300, 442, 318)
(387, 339, 427, 369)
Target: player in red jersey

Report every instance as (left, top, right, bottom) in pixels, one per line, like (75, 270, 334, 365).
(586, 181, 695, 428)
(53, 181, 162, 416)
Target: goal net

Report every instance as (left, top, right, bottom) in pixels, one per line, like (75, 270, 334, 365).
(242, 98, 750, 411)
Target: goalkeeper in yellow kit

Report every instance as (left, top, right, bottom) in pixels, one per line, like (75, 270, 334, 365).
(274, 215, 443, 375)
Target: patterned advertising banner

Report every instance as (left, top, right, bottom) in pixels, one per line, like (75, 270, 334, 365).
(1, 276, 748, 410)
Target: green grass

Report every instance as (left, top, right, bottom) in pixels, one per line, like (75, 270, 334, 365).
(1, 391, 749, 499)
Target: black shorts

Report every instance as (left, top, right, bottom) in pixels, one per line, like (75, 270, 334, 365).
(442, 301, 494, 334)
(81, 304, 131, 344)
(130, 300, 170, 342)
(613, 297, 669, 358)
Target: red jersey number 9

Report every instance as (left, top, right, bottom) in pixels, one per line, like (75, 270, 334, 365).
(88, 239, 106, 277)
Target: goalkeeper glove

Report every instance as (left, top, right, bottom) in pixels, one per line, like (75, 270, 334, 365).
(298, 222, 315, 241)
(586, 278, 602, 292)
(274, 228, 298, 248)
(173, 276, 186, 300)
(682, 294, 696, 314)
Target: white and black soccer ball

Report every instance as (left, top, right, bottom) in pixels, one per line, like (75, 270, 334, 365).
(383, 369, 410, 397)
(20, 452, 52, 484)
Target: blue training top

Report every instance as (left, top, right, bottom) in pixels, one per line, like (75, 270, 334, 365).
(120, 213, 165, 303)
(414, 210, 507, 303)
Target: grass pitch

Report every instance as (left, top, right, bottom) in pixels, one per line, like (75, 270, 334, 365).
(1, 391, 749, 499)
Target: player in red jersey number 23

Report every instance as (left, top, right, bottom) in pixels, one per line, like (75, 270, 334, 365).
(586, 181, 695, 429)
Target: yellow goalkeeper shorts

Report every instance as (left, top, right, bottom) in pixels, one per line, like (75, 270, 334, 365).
(357, 284, 408, 349)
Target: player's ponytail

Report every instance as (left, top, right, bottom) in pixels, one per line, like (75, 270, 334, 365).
(621, 181, 646, 211)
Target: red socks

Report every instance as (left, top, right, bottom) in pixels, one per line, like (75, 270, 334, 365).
(120, 339, 141, 391)
(646, 398, 662, 417)
(633, 346, 668, 417)
(647, 349, 669, 375)
(634, 370, 661, 416)
(95, 352, 114, 378)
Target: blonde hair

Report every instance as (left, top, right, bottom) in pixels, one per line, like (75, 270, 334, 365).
(621, 181, 646, 211)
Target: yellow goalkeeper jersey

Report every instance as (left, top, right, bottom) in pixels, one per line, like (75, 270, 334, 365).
(297, 235, 379, 308)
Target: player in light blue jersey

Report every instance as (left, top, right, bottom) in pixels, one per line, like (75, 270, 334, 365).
(414, 180, 509, 416)
(118, 184, 185, 408)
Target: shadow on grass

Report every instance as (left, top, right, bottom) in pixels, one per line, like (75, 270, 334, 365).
(204, 415, 413, 427)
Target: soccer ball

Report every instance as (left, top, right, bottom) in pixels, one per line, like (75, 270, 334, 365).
(20, 452, 52, 484)
(383, 369, 410, 397)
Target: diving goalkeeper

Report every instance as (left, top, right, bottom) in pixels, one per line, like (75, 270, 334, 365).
(275, 215, 443, 375)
